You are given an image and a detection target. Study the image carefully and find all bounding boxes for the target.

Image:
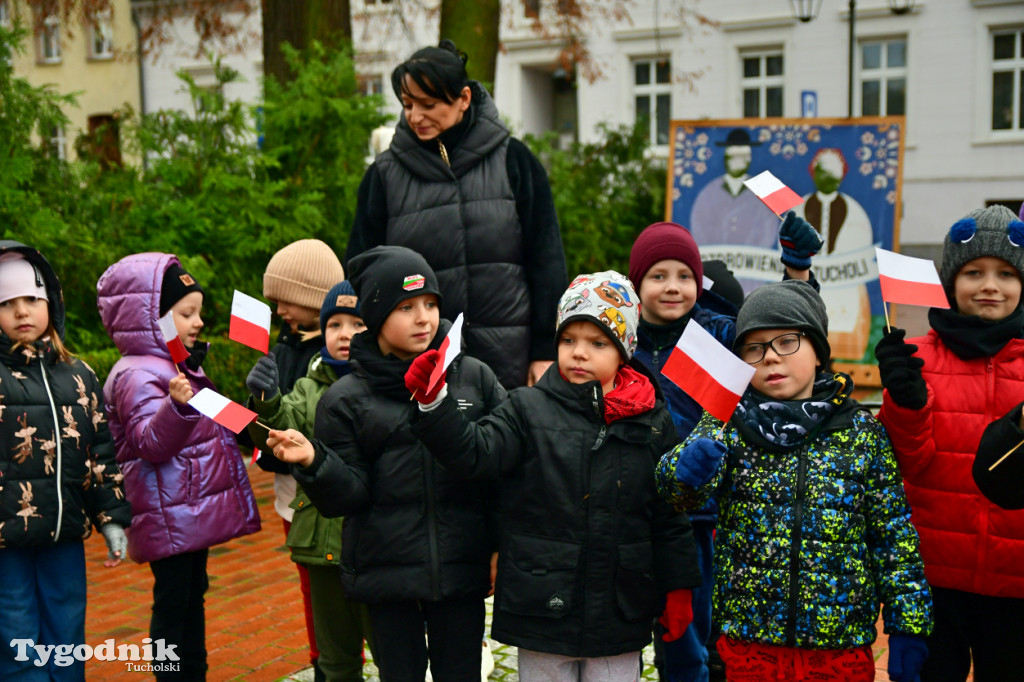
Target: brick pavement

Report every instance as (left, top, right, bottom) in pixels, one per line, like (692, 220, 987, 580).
(81, 465, 964, 681)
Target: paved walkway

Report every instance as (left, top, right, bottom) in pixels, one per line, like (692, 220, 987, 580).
(81, 466, 956, 681)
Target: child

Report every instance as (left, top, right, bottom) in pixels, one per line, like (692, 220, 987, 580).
(97, 253, 261, 680)
(0, 243, 131, 680)
(628, 215, 822, 682)
(267, 245, 506, 682)
(246, 281, 373, 682)
(658, 280, 933, 682)
(401, 271, 701, 682)
(875, 204, 1024, 680)
(257, 238, 345, 677)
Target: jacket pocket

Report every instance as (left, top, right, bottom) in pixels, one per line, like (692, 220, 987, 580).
(499, 534, 580, 619)
(285, 497, 317, 552)
(615, 540, 662, 622)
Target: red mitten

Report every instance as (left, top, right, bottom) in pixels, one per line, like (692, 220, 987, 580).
(658, 589, 693, 642)
(404, 349, 445, 404)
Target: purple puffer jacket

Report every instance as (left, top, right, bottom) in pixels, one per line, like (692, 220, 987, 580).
(96, 253, 261, 563)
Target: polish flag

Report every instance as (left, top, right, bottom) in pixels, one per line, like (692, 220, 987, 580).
(875, 247, 950, 309)
(427, 313, 464, 394)
(188, 388, 258, 434)
(158, 310, 190, 364)
(230, 291, 272, 354)
(743, 170, 804, 216)
(662, 320, 756, 422)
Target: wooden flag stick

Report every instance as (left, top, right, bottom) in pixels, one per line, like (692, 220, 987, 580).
(883, 301, 892, 334)
(988, 438, 1024, 472)
(251, 420, 303, 446)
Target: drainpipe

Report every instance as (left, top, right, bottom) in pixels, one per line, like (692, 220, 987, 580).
(131, 2, 147, 169)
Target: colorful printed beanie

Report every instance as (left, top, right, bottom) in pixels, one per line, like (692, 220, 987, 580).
(556, 271, 640, 361)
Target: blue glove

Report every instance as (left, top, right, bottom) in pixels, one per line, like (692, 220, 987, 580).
(779, 211, 824, 270)
(887, 634, 928, 682)
(674, 438, 727, 487)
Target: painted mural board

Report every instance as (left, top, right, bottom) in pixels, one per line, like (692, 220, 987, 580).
(666, 117, 905, 367)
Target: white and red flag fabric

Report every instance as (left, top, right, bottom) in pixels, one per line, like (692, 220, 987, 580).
(662, 320, 756, 422)
(158, 310, 190, 364)
(188, 388, 258, 434)
(743, 170, 804, 216)
(875, 247, 950, 309)
(427, 313, 464, 394)
(230, 291, 272, 354)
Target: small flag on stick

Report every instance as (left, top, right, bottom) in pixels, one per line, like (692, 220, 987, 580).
(230, 291, 272, 354)
(743, 170, 804, 216)
(875, 248, 950, 309)
(427, 313, 464, 394)
(662, 320, 756, 422)
(188, 388, 258, 434)
(158, 311, 190, 364)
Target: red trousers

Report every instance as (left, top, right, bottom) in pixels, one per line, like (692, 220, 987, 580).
(283, 519, 318, 662)
(717, 636, 875, 682)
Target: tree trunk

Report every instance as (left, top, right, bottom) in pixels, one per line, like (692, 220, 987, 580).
(439, 0, 500, 90)
(262, 0, 352, 85)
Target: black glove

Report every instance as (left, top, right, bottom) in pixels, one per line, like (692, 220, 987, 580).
(246, 355, 280, 400)
(875, 328, 927, 410)
(779, 211, 824, 270)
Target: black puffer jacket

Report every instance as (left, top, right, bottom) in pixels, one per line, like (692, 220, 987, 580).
(294, 321, 506, 603)
(411, 361, 701, 657)
(0, 241, 131, 548)
(347, 82, 567, 388)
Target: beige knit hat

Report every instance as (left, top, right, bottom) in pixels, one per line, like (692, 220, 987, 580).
(263, 239, 345, 310)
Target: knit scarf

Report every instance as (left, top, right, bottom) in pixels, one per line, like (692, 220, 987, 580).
(732, 372, 852, 452)
(928, 306, 1024, 360)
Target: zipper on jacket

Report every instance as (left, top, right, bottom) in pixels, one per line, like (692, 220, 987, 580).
(784, 446, 809, 646)
(651, 347, 659, 367)
(423, 446, 442, 600)
(40, 363, 64, 542)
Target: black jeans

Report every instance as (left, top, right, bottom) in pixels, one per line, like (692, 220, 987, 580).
(367, 597, 484, 682)
(921, 585, 1024, 682)
(150, 549, 209, 681)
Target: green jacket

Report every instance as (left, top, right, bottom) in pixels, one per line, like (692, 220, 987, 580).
(249, 353, 344, 566)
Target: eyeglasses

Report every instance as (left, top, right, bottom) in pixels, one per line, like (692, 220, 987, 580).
(738, 332, 806, 365)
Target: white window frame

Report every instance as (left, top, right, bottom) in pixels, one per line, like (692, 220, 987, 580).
(37, 14, 61, 63)
(857, 37, 908, 117)
(740, 50, 784, 118)
(89, 11, 114, 60)
(0, 1, 11, 29)
(48, 125, 66, 160)
(990, 28, 1024, 133)
(631, 56, 672, 149)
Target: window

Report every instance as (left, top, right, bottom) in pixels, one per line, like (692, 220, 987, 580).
(741, 52, 783, 118)
(37, 13, 61, 63)
(992, 29, 1024, 131)
(87, 114, 122, 168)
(633, 57, 671, 147)
(859, 39, 906, 116)
(89, 11, 114, 59)
(0, 1, 11, 28)
(357, 74, 384, 97)
(47, 124, 66, 160)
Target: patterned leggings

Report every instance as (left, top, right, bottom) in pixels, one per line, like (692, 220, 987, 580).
(717, 636, 875, 682)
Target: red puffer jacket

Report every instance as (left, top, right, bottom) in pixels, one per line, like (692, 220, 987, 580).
(878, 330, 1024, 598)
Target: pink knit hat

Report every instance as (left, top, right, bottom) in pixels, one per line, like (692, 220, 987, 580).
(628, 222, 704, 297)
(0, 253, 48, 304)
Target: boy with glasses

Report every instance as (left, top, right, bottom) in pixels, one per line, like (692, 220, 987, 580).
(655, 280, 933, 682)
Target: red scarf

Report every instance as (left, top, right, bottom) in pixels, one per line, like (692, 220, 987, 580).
(603, 365, 656, 424)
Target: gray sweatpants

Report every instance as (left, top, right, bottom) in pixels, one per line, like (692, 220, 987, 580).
(517, 648, 641, 682)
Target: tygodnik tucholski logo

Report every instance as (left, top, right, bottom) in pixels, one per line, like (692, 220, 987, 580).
(9, 637, 181, 672)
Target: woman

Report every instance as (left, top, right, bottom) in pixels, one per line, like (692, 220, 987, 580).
(347, 39, 567, 389)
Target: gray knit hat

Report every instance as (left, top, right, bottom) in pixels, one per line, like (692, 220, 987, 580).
(556, 271, 640, 361)
(735, 280, 830, 365)
(264, 239, 345, 310)
(940, 205, 1024, 306)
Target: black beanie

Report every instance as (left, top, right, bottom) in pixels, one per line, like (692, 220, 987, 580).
(159, 263, 204, 315)
(347, 246, 442, 336)
(734, 280, 830, 366)
(320, 280, 361, 336)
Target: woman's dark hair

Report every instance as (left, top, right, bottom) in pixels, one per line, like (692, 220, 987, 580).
(391, 39, 469, 104)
